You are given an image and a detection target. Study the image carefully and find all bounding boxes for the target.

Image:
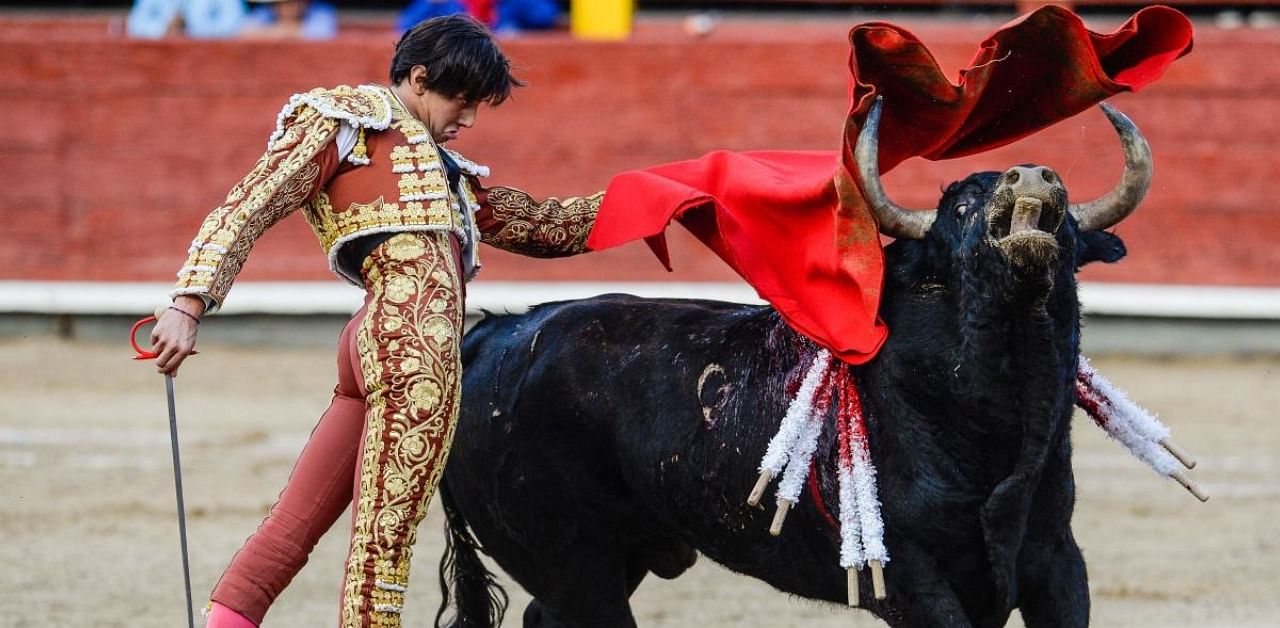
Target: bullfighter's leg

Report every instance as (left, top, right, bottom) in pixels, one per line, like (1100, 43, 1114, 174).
(208, 304, 370, 625)
(879, 540, 975, 628)
(340, 232, 466, 627)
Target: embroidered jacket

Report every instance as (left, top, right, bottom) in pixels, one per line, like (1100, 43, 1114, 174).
(172, 83, 601, 311)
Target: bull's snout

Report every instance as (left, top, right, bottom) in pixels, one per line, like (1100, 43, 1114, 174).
(989, 166, 1067, 241)
(1001, 165, 1062, 199)
(988, 165, 1068, 269)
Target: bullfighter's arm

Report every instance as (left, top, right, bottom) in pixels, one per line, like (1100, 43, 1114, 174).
(473, 184, 602, 258)
(171, 104, 341, 312)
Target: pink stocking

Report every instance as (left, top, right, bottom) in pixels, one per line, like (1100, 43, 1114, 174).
(205, 601, 258, 628)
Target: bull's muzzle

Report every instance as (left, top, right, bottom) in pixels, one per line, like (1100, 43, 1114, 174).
(988, 165, 1067, 267)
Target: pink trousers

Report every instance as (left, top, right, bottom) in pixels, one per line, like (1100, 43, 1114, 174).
(209, 232, 465, 627)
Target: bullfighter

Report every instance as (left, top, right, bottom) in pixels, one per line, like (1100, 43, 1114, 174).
(148, 15, 600, 627)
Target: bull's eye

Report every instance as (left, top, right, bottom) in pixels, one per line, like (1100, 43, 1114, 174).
(955, 203, 969, 216)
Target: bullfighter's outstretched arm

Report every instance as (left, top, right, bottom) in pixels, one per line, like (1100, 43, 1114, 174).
(472, 184, 602, 258)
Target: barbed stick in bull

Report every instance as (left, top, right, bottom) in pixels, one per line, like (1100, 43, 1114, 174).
(130, 312, 197, 628)
(769, 363, 834, 536)
(1076, 356, 1209, 501)
(834, 366, 888, 601)
(749, 349, 832, 508)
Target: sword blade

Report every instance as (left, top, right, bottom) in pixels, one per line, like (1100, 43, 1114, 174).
(165, 374, 196, 628)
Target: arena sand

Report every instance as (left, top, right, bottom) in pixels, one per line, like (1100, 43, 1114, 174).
(2, 338, 1276, 627)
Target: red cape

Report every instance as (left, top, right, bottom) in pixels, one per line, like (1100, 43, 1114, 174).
(586, 6, 1193, 364)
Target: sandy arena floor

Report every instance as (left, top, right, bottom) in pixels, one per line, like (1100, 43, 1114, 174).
(1, 337, 1277, 627)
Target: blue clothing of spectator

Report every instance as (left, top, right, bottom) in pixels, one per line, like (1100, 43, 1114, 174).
(127, 0, 245, 39)
(493, 0, 560, 32)
(398, 0, 561, 34)
(398, 0, 469, 34)
(244, 1, 338, 40)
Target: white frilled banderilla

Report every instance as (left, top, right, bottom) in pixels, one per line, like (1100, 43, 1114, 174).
(1075, 355, 1207, 501)
(747, 351, 1207, 607)
(745, 349, 889, 603)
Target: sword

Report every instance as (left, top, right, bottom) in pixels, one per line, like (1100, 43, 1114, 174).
(131, 314, 197, 628)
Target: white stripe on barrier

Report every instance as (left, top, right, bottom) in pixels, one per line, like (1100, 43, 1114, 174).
(0, 281, 763, 316)
(1078, 283, 1280, 319)
(0, 280, 1277, 319)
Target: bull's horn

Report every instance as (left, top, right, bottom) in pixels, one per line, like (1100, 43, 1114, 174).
(1068, 103, 1153, 232)
(854, 96, 936, 240)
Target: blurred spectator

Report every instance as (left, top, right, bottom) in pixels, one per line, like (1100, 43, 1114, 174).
(399, 0, 560, 34)
(127, 0, 245, 39)
(398, 0, 470, 33)
(242, 0, 338, 40)
(493, 0, 561, 32)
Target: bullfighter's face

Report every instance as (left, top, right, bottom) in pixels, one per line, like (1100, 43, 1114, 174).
(401, 87, 478, 145)
(417, 90, 479, 144)
(394, 66, 481, 144)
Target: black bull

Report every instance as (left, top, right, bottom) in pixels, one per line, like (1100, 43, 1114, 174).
(435, 103, 1148, 628)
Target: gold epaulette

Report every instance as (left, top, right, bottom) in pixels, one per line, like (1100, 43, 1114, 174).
(266, 84, 394, 159)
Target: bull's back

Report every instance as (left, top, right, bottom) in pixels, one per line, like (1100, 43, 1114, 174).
(449, 294, 805, 554)
(460, 293, 773, 429)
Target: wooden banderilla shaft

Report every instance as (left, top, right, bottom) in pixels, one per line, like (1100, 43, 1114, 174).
(1170, 470, 1210, 502)
(769, 499, 792, 536)
(747, 470, 772, 507)
(1159, 437, 1197, 470)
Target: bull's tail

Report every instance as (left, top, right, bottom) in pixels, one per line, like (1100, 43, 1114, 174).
(435, 482, 509, 628)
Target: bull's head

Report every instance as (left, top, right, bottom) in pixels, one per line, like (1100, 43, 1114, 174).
(854, 97, 1151, 273)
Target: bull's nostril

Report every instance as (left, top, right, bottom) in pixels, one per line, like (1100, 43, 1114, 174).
(1041, 170, 1056, 184)
(1007, 171, 1021, 185)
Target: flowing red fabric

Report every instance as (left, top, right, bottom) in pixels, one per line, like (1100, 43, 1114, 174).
(586, 6, 1193, 365)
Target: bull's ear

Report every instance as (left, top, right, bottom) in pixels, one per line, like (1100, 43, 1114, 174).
(1077, 230, 1127, 266)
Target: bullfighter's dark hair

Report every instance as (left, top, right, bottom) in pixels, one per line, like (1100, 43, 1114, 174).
(390, 14, 524, 106)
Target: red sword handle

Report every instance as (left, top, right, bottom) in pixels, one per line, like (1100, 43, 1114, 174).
(131, 313, 199, 361)
(131, 315, 160, 360)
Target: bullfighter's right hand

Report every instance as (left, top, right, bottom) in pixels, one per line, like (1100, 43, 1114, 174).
(151, 295, 205, 376)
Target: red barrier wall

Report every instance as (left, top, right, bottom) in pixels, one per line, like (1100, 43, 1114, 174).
(1, 15, 1276, 287)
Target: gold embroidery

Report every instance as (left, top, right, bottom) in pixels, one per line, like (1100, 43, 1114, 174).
(172, 85, 497, 306)
(305, 87, 475, 262)
(304, 84, 393, 128)
(304, 190, 339, 236)
(385, 236, 428, 261)
(312, 196, 459, 254)
(351, 127, 369, 164)
(481, 186, 602, 257)
(210, 161, 323, 301)
(387, 94, 431, 145)
(173, 104, 338, 308)
(390, 146, 415, 173)
(397, 170, 449, 202)
(343, 232, 464, 627)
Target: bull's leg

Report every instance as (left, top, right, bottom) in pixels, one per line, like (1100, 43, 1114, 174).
(879, 540, 976, 628)
(520, 559, 646, 628)
(511, 547, 638, 628)
(1014, 532, 1089, 628)
(521, 600, 565, 628)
